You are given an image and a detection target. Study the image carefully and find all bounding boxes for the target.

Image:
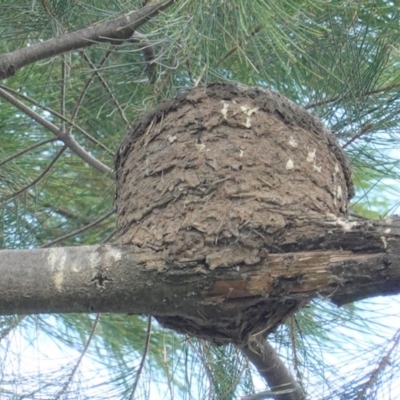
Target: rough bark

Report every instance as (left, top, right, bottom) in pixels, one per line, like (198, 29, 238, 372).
(0, 217, 399, 341)
(115, 83, 357, 342)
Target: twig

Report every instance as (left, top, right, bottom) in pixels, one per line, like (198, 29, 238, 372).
(215, 26, 261, 68)
(305, 82, 400, 109)
(60, 55, 67, 131)
(0, 138, 57, 168)
(0, 316, 25, 342)
(342, 123, 374, 149)
(356, 327, 400, 399)
(0, 1, 176, 80)
(80, 51, 130, 126)
(101, 228, 118, 244)
(3, 145, 67, 202)
(71, 49, 113, 126)
(27, 192, 92, 225)
(288, 317, 302, 384)
(129, 316, 152, 400)
(54, 313, 100, 400)
(0, 86, 114, 178)
(41, 207, 115, 247)
(129, 32, 157, 84)
(0, 84, 113, 155)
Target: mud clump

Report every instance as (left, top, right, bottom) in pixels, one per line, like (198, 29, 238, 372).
(115, 83, 353, 342)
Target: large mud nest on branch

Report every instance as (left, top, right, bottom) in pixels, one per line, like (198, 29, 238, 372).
(115, 83, 354, 343)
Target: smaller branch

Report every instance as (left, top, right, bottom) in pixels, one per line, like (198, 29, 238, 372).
(3, 145, 67, 202)
(342, 123, 374, 149)
(0, 1, 176, 80)
(0, 87, 114, 178)
(71, 49, 113, 126)
(0, 84, 113, 155)
(28, 194, 92, 225)
(129, 32, 157, 84)
(42, 208, 115, 248)
(60, 55, 67, 131)
(241, 338, 305, 400)
(129, 316, 152, 400)
(356, 328, 400, 399)
(212, 17, 259, 74)
(101, 228, 118, 244)
(0, 316, 25, 342)
(288, 318, 302, 383)
(54, 313, 100, 400)
(0, 138, 57, 168)
(80, 51, 130, 126)
(305, 82, 400, 110)
(215, 26, 261, 68)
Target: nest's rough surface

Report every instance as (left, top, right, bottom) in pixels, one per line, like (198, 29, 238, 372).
(115, 83, 353, 342)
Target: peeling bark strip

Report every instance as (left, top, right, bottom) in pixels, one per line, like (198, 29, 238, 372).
(114, 83, 358, 341)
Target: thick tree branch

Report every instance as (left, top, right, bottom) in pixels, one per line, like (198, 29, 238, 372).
(0, 217, 399, 322)
(0, 1, 175, 80)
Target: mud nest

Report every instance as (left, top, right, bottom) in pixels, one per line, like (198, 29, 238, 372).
(115, 83, 354, 343)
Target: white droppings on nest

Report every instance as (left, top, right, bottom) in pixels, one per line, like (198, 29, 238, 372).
(336, 186, 343, 201)
(243, 117, 252, 128)
(325, 213, 338, 220)
(307, 149, 316, 162)
(288, 136, 298, 147)
(167, 135, 177, 143)
(384, 228, 391, 234)
(239, 104, 258, 128)
(196, 141, 206, 151)
(325, 214, 359, 231)
(313, 164, 322, 172)
(240, 105, 259, 116)
(47, 248, 67, 292)
(220, 102, 229, 119)
(286, 159, 294, 170)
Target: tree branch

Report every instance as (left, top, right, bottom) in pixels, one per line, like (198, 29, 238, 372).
(79, 50, 131, 126)
(355, 327, 400, 399)
(0, 217, 399, 341)
(0, 137, 57, 168)
(129, 316, 152, 400)
(42, 208, 115, 248)
(241, 339, 305, 400)
(0, 85, 114, 155)
(54, 313, 100, 400)
(0, 1, 176, 80)
(0, 86, 114, 178)
(3, 145, 67, 202)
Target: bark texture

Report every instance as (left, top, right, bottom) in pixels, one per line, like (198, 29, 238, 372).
(0, 218, 399, 336)
(115, 83, 355, 342)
